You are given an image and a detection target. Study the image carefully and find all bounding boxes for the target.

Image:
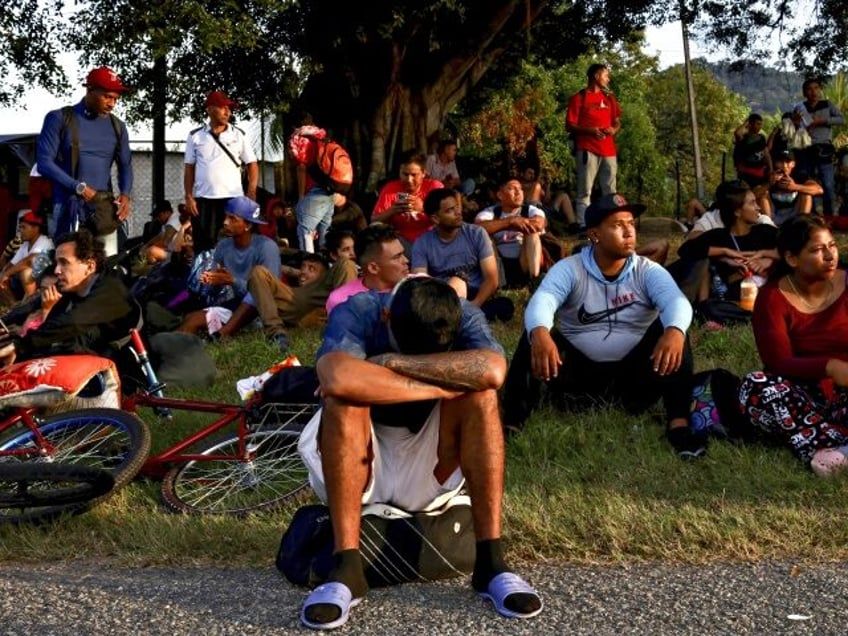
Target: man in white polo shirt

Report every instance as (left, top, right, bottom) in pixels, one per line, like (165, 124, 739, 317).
(183, 90, 258, 253)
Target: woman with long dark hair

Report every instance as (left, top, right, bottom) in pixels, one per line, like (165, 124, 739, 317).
(739, 215, 848, 476)
(677, 180, 779, 304)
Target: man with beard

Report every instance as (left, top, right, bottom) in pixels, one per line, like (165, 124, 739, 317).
(411, 188, 499, 308)
(37, 66, 133, 256)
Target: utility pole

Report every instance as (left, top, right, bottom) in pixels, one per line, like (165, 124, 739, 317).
(681, 6, 705, 200)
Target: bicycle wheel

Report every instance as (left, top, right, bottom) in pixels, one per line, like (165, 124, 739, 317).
(0, 462, 115, 525)
(161, 427, 308, 515)
(0, 408, 150, 491)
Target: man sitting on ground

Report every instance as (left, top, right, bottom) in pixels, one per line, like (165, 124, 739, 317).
(326, 224, 409, 314)
(139, 200, 182, 266)
(425, 139, 475, 196)
(475, 177, 546, 288)
(297, 275, 543, 630)
(769, 149, 823, 226)
(244, 251, 357, 350)
(0, 229, 139, 366)
(176, 196, 280, 339)
(412, 188, 499, 308)
(502, 193, 702, 458)
(0, 211, 53, 302)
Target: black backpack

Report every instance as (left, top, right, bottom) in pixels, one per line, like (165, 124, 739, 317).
(277, 495, 475, 588)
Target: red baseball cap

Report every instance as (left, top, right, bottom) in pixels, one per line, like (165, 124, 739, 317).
(20, 211, 44, 226)
(205, 90, 239, 110)
(84, 66, 128, 93)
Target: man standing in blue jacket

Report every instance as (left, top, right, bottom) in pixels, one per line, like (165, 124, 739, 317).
(502, 193, 704, 458)
(36, 66, 133, 256)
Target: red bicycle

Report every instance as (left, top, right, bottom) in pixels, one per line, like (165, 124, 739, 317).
(0, 356, 150, 524)
(121, 329, 315, 515)
(0, 332, 316, 517)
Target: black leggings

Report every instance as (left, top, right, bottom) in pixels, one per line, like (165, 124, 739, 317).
(503, 319, 694, 430)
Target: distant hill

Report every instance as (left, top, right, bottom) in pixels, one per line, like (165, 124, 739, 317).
(699, 60, 804, 116)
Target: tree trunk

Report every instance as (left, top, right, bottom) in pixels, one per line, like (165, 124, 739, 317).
(299, 0, 550, 194)
(151, 55, 167, 206)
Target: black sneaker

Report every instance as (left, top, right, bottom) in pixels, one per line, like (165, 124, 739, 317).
(667, 426, 707, 460)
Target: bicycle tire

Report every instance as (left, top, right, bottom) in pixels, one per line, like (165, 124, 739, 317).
(0, 408, 151, 492)
(161, 427, 309, 515)
(0, 462, 114, 507)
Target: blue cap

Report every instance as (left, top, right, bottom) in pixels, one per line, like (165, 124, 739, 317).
(225, 196, 266, 224)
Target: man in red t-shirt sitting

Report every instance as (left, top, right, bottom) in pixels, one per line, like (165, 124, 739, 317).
(566, 63, 622, 231)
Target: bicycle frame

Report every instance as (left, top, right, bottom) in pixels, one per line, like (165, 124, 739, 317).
(0, 408, 55, 459)
(124, 328, 312, 481)
(122, 391, 257, 479)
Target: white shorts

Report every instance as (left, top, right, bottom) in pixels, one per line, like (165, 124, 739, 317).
(298, 402, 465, 512)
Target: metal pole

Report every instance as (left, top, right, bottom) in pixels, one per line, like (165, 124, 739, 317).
(260, 114, 266, 190)
(681, 8, 705, 200)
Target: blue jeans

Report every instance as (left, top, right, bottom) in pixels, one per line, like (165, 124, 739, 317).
(819, 160, 836, 216)
(797, 146, 837, 215)
(296, 188, 334, 253)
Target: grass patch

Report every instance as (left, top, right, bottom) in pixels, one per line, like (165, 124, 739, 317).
(3, 234, 848, 566)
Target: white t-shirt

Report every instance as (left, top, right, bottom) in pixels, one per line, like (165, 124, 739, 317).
(184, 124, 257, 198)
(691, 209, 775, 233)
(159, 211, 183, 253)
(425, 154, 460, 183)
(475, 204, 546, 259)
(11, 235, 53, 266)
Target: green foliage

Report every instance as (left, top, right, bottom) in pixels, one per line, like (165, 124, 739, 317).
(694, 0, 848, 76)
(646, 62, 749, 204)
(455, 39, 752, 216)
(66, 0, 301, 126)
(0, 0, 68, 107)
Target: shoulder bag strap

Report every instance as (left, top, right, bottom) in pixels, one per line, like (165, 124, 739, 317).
(210, 129, 242, 169)
(62, 106, 80, 179)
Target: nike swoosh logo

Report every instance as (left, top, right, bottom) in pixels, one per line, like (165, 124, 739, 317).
(577, 302, 635, 324)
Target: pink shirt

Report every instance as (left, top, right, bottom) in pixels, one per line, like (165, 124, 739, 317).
(325, 278, 369, 314)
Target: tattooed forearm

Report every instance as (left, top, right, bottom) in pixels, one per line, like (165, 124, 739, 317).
(370, 350, 501, 392)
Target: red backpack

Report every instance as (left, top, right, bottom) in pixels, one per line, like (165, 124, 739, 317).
(307, 138, 353, 195)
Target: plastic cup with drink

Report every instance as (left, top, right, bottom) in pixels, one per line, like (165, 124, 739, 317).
(739, 269, 758, 312)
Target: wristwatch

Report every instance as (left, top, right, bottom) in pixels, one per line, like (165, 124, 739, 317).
(75, 182, 87, 196)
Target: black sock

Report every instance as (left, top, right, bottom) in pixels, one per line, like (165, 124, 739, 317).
(472, 539, 541, 616)
(304, 549, 368, 625)
(472, 539, 507, 592)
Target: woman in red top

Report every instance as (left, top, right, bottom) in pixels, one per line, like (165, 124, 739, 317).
(740, 215, 848, 476)
(371, 151, 443, 246)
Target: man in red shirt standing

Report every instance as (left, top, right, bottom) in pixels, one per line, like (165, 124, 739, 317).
(566, 63, 621, 231)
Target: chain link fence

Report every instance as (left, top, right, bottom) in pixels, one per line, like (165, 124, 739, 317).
(124, 148, 281, 238)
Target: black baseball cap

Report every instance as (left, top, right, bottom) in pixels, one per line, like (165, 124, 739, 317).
(585, 193, 647, 229)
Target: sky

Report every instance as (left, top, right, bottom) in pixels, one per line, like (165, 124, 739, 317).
(0, 21, 709, 140)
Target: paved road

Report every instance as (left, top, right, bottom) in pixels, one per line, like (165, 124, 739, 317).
(1, 560, 846, 635)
